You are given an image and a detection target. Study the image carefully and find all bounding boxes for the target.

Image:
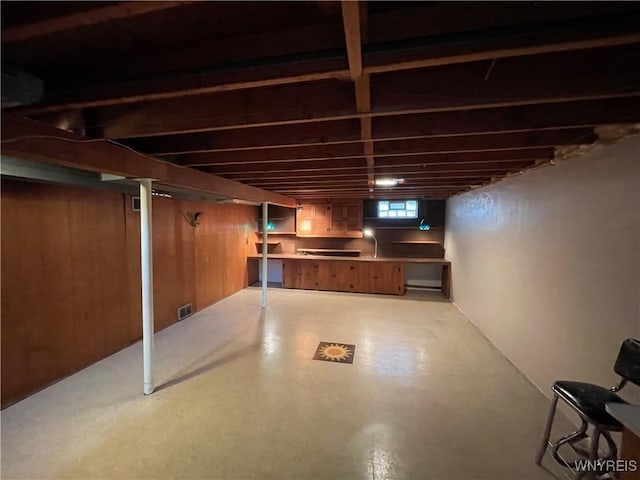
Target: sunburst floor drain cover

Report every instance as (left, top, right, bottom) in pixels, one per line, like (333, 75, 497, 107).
(313, 342, 355, 364)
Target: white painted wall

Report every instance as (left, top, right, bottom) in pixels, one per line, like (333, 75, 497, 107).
(258, 259, 283, 283)
(405, 263, 442, 288)
(445, 137, 640, 403)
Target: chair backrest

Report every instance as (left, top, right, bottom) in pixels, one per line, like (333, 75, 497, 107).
(614, 338, 640, 386)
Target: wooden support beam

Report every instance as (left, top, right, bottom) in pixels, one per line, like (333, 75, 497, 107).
(0, 113, 295, 207)
(356, 76, 375, 188)
(24, 61, 349, 114)
(12, 8, 640, 116)
(341, 0, 363, 80)
(2, 2, 189, 44)
(81, 45, 640, 138)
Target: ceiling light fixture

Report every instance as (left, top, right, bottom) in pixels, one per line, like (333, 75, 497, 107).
(375, 178, 404, 187)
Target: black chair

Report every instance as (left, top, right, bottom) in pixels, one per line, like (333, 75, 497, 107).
(535, 338, 640, 478)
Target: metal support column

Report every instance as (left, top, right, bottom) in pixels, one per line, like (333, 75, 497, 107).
(139, 179, 155, 395)
(261, 202, 268, 308)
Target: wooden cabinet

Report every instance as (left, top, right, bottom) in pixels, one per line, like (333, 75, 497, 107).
(282, 259, 404, 295)
(296, 201, 362, 237)
(296, 203, 330, 236)
(357, 262, 404, 295)
(282, 259, 319, 289)
(318, 260, 358, 292)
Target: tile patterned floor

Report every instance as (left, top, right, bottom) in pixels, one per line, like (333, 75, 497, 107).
(1, 287, 578, 479)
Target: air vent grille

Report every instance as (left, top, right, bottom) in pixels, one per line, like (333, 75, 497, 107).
(177, 303, 193, 321)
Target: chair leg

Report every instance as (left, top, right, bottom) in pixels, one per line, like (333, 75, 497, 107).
(574, 428, 603, 480)
(536, 393, 559, 465)
(589, 428, 601, 461)
(552, 418, 589, 467)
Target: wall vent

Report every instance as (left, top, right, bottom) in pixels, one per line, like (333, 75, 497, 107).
(131, 196, 141, 212)
(177, 303, 193, 321)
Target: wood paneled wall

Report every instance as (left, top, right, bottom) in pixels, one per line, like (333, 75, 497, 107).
(1, 179, 257, 408)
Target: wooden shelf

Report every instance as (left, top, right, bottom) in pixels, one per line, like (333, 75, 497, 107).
(256, 231, 297, 235)
(389, 241, 442, 245)
(255, 241, 281, 246)
(370, 226, 443, 230)
(256, 217, 286, 221)
(297, 248, 361, 257)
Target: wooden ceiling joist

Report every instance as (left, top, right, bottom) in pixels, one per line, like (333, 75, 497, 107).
(121, 97, 637, 154)
(169, 129, 596, 166)
(207, 160, 536, 180)
(75, 45, 640, 139)
(203, 148, 551, 175)
(245, 172, 514, 186)
(1, 2, 190, 44)
(371, 97, 640, 138)
(3, 2, 640, 200)
(10, 8, 640, 116)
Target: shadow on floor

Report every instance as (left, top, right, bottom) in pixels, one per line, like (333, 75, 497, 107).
(156, 310, 267, 392)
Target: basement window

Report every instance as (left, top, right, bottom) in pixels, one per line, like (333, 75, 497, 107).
(377, 200, 418, 219)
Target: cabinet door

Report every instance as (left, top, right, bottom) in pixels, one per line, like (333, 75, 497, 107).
(357, 262, 405, 295)
(386, 263, 405, 295)
(282, 260, 300, 289)
(317, 261, 355, 291)
(296, 203, 333, 236)
(296, 205, 315, 236)
(297, 202, 362, 237)
(314, 204, 332, 236)
(331, 204, 346, 235)
(283, 260, 320, 290)
(344, 202, 363, 237)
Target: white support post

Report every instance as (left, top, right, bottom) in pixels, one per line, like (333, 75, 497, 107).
(261, 202, 268, 308)
(139, 179, 155, 395)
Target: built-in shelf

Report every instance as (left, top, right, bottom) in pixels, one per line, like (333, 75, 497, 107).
(365, 226, 443, 230)
(389, 241, 442, 245)
(255, 231, 297, 235)
(297, 248, 361, 257)
(256, 217, 286, 221)
(255, 241, 281, 246)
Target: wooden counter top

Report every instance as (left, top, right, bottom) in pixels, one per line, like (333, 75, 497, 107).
(247, 253, 450, 265)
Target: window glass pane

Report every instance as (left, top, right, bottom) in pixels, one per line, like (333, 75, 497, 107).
(377, 199, 418, 219)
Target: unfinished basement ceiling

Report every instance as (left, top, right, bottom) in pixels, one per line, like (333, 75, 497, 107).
(2, 1, 640, 200)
